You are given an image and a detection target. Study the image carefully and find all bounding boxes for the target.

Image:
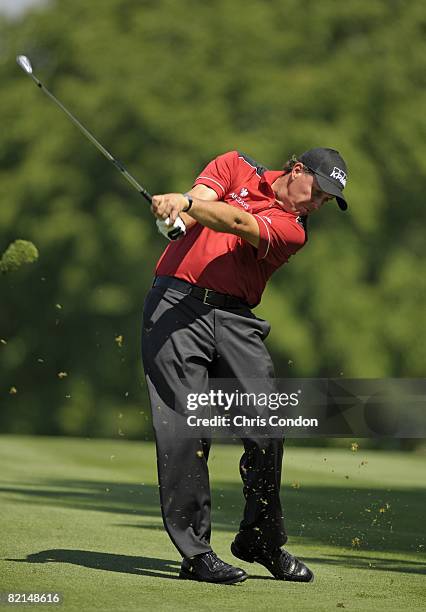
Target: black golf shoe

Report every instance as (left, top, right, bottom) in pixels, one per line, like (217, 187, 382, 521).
(231, 536, 314, 582)
(179, 550, 248, 584)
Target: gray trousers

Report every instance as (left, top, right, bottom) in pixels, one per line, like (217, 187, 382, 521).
(141, 284, 287, 558)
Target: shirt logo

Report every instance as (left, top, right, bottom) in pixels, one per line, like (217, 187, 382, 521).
(330, 167, 347, 187)
(239, 187, 248, 197)
(229, 190, 250, 210)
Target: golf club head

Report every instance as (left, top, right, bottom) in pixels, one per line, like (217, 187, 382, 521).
(16, 55, 33, 74)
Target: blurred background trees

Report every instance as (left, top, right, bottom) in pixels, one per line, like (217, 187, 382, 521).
(0, 0, 425, 442)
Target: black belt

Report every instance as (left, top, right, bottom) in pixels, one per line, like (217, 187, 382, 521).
(153, 276, 252, 309)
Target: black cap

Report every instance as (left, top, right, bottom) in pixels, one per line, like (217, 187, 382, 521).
(298, 147, 348, 211)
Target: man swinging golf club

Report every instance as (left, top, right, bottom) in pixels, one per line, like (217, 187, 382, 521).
(16, 55, 348, 584)
(142, 148, 349, 584)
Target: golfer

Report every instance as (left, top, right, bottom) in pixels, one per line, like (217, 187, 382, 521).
(142, 148, 348, 584)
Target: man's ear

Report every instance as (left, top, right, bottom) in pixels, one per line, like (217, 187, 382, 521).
(291, 162, 304, 179)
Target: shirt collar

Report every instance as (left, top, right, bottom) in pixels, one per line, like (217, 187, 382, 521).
(259, 170, 300, 218)
(259, 170, 285, 195)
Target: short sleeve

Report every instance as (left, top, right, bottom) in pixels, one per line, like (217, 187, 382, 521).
(253, 212, 306, 266)
(193, 151, 239, 198)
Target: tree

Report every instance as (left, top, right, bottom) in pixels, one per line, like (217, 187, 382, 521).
(0, 0, 424, 438)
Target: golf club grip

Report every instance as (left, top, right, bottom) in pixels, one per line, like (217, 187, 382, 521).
(111, 158, 152, 203)
(139, 190, 153, 203)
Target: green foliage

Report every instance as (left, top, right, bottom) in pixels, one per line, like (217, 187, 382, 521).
(0, 0, 424, 438)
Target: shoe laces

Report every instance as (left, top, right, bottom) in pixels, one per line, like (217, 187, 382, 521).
(204, 551, 225, 570)
(277, 548, 297, 572)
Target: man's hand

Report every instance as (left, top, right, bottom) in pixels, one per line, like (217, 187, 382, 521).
(151, 187, 260, 248)
(156, 216, 187, 241)
(151, 193, 189, 225)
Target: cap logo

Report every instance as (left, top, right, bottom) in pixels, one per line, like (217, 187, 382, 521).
(330, 167, 347, 187)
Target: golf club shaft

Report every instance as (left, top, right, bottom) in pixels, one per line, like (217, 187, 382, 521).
(27, 72, 152, 203)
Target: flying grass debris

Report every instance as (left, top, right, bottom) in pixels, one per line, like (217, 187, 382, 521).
(379, 503, 391, 513)
(0, 240, 38, 273)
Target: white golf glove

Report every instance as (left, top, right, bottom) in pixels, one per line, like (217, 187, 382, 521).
(156, 216, 186, 241)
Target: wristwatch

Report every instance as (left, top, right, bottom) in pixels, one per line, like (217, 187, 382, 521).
(182, 193, 193, 212)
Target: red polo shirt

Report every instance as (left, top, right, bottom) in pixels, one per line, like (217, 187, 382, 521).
(155, 150, 307, 306)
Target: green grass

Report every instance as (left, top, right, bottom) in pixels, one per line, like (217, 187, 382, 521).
(0, 436, 425, 611)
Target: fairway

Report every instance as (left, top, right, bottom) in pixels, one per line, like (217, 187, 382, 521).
(0, 436, 425, 611)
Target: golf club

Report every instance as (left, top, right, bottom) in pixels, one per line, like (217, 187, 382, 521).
(17, 55, 187, 239)
(16, 54, 153, 202)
